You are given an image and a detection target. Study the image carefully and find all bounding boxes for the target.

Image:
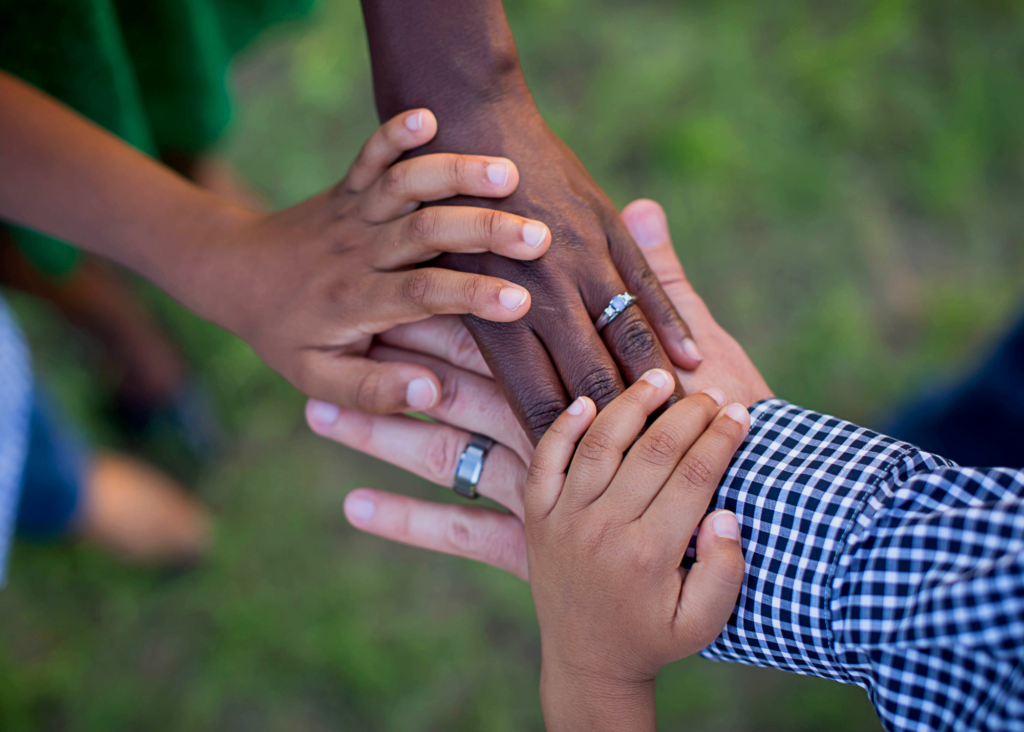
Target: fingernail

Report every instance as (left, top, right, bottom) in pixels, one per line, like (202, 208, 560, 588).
(405, 110, 423, 131)
(724, 404, 749, 424)
(633, 211, 667, 247)
(712, 511, 739, 540)
(346, 495, 376, 525)
(486, 162, 510, 187)
(702, 388, 726, 406)
(567, 397, 586, 416)
(499, 286, 528, 311)
(308, 400, 340, 428)
(681, 337, 703, 362)
(642, 368, 671, 389)
(406, 377, 438, 410)
(522, 221, 547, 248)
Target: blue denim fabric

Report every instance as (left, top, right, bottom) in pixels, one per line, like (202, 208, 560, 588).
(14, 392, 87, 539)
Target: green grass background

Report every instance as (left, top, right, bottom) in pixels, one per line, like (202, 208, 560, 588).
(3, 0, 1024, 729)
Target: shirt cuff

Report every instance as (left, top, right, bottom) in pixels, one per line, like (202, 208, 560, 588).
(699, 399, 952, 683)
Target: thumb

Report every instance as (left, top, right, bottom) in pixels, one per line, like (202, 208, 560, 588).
(674, 509, 745, 655)
(301, 353, 441, 415)
(620, 199, 695, 303)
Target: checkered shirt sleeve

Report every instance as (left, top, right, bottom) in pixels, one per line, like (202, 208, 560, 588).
(700, 399, 1024, 732)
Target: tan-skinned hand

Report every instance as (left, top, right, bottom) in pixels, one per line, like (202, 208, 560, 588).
(203, 108, 552, 414)
(525, 377, 748, 731)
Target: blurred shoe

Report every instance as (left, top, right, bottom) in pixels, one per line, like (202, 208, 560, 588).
(78, 452, 212, 566)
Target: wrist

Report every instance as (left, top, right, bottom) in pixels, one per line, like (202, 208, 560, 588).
(139, 187, 260, 333)
(540, 660, 657, 732)
(363, 0, 531, 121)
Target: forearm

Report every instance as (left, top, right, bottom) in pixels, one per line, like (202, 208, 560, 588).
(540, 665, 656, 732)
(361, 0, 530, 124)
(0, 72, 247, 310)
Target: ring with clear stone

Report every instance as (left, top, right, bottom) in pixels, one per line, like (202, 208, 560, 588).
(595, 292, 637, 332)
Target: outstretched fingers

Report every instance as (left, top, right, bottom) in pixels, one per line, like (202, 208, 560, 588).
(343, 489, 529, 579)
(375, 206, 551, 269)
(360, 153, 520, 221)
(298, 352, 441, 415)
(371, 268, 532, 324)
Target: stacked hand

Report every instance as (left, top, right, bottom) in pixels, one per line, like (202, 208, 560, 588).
(526, 375, 748, 731)
(306, 200, 772, 578)
(185, 108, 553, 415)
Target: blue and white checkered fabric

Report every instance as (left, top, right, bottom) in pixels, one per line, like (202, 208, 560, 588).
(0, 295, 32, 586)
(702, 399, 1024, 731)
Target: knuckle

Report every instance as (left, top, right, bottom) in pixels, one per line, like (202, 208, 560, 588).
(579, 520, 619, 556)
(636, 428, 682, 468)
(354, 368, 386, 412)
(632, 535, 662, 571)
(612, 314, 660, 360)
(401, 270, 435, 308)
(477, 209, 503, 242)
(425, 430, 465, 484)
(448, 325, 482, 367)
(715, 551, 746, 583)
(459, 275, 486, 307)
(576, 428, 619, 465)
(522, 398, 568, 440)
(446, 155, 469, 187)
(711, 415, 746, 444)
(434, 369, 467, 416)
(408, 207, 440, 243)
(675, 453, 716, 491)
(525, 457, 551, 488)
(445, 516, 475, 552)
(380, 162, 407, 196)
(577, 367, 622, 409)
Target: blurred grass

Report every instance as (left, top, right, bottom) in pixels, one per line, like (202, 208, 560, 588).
(3, 0, 1024, 729)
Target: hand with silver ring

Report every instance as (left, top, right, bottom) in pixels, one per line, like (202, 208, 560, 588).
(304, 199, 772, 580)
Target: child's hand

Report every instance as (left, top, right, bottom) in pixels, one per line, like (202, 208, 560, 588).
(193, 109, 551, 415)
(524, 370, 749, 731)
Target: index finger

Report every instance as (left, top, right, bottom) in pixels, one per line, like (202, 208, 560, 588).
(561, 368, 675, 510)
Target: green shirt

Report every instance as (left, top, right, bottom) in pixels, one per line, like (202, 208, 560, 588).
(0, 0, 314, 275)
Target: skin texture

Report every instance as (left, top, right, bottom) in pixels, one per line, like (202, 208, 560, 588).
(361, 0, 702, 442)
(525, 381, 748, 731)
(0, 72, 556, 414)
(306, 199, 773, 578)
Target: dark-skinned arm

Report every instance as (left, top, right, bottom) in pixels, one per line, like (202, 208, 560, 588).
(361, 0, 701, 443)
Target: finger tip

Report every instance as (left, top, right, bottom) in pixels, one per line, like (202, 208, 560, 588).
(622, 199, 669, 248)
(344, 489, 378, 527)
(621, 197, 663, 219)
(306, 399, 340, 433)
(671, 337, 703, 369)
(495, 285, 530, 318)
(406, 374, 440, 411)
(709, 510, 740, 541)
